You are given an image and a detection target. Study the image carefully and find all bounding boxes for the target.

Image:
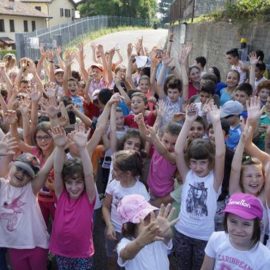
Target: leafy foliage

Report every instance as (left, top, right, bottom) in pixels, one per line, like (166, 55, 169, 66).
(158, 0, 174, 23)
(78, 0, 157, 21)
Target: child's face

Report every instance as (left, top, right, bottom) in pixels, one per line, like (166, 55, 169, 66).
(234, 90, 249, 107)
(226, 54, 238, 65)
(189, 121, 205, 139)
(225, 115, 239, 126)
(189, 67, 201, 83)
(241, 164, 264, 196)
(123, 137, 141, 152)
(116, 111, 125, 130)
(68, 81, 78, 96)
(55, 72, 64, 84)
(36, 130, 53, 152)
(131, 96, 146, 114)
(199, 91, 211, 104)
(117, 69, 126, 80)
(189, 159, 210, 177)
(161, 132, 177, 153)
(226, 71, 239, 88)
(208, 128, 227, 143)
(64, 174, 85, 199)
(9, 164, 32, 187)
(138, 79, 149, 94)
(112, 164, 128, 182)
(258, 88, 270, 104)
(91, 67, 102, 80)
(255, 67, 264, 79)
(227, 213, 254, 250)
(167, 88, 181, 102)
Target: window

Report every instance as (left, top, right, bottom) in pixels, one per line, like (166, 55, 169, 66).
(0, 19, 5, 32)
(60, 8, 64, 17)
(9, 20, 15, 32)
(65, 9, 70, 17)
(32, 21, 36, 31)
(35, 6, 41, 11)
(23, 20, 28, 32)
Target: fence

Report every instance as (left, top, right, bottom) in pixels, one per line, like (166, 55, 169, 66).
(169, 0, 236, 23)
(15, 16, 151, 60)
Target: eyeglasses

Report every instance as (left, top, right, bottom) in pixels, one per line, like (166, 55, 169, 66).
(36, 135, 51, 141)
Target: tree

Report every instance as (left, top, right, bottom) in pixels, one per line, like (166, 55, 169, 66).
(158, 0, 173, 23)
(78, 0, 157, 21)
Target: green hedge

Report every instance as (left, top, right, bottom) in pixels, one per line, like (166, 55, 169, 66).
(0, 50, 16, 60)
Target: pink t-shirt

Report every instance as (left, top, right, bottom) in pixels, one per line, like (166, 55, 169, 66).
(147, 148, 176, 198)
(49, 191, 95, 258)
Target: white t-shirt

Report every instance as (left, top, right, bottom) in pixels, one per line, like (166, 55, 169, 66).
(106, 179, 149, 232)
(175, 170, 219, 240)
(0, 179, 49, 249)
(205, 231, 270, 270)
(117, 238, 172, 270)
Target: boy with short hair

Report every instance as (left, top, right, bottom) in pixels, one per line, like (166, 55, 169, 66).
(220, 100, 243, 151)
(233, 82, 253, 119)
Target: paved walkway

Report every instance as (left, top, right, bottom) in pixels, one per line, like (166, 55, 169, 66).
(73, 28, 168, 69)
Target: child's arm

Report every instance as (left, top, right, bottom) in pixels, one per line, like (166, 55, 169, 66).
(264, 162, 270, 207)
(200, 255, 215, 270)
(175, 104, 198, 182)
(50, 126, 67, 198)
(70, 123, 96, 202)
(229, 125, 252, 195)
(206, 103, 225, 192)
(146, 125, 176, 164)
(102, 193, 117, 240)
(249, 52, 259, 93)
(87, 93, 120, 154)
(32, 148, 55, 195)
(119, 206, 177, 261)
(156, 54, 173, 99)
(245, 97, 270, 166)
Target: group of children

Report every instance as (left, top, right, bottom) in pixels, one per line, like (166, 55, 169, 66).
(0, 30, 270, 270)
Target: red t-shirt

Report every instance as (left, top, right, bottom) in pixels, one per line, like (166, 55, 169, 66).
(124, 112, 156, 129)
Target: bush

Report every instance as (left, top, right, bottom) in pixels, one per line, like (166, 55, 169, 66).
(0, 50, 16, 60)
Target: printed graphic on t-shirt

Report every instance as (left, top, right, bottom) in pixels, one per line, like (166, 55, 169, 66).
(186, 182, 208, 217)
(218, 254, 253, 270)
(0, 194, 25, 231)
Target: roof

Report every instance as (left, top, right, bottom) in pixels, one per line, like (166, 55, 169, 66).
(0, 0, 49, 17)
(0, 37, 15, 45)
(21, 0, 76, 7)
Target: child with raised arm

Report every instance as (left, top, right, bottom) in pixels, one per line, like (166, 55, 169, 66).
(49, 124, 96, 270)
(0, 148, 53, 270)
(116, 194, 178, 270)
(174, 103, 225, 270)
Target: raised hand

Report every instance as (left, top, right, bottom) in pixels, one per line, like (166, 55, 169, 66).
(205, 102, 221, 124)
(108, 93, 122, 106)
(40, 97, 59, 119)
(185, 103, 198, 122)
(179, 43, 192, 65)
(156, 203, 178, 238)
(249, 51, 260, 65)
(0, 135, 18, 155)
(240, 124, 253, 145)
(134, 113, 145, 126)
(69, 123, 90, 149)
(51, 126, 67, 147)
(30, 87, 42, 103)
(247, 96, 263, 124)
(18, 98, 30, 115)
(127, 43, 133, 59)
(136, 211, 163, 246)
(162, 53, 173, 67)
(4, 110, 18, 125)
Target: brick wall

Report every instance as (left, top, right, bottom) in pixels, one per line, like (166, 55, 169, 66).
(171, 21, 270, 80)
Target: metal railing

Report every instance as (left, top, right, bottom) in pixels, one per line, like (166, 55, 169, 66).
(15, 16, 151, 60)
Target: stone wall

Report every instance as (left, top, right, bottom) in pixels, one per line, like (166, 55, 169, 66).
(171, 21, 270, 80)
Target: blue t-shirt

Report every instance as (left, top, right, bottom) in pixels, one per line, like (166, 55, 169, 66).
(226, 124, 241, 151)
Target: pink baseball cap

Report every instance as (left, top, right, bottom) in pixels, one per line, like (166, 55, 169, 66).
(224, 193, 263, 220)
(117, 194, 158, 224)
